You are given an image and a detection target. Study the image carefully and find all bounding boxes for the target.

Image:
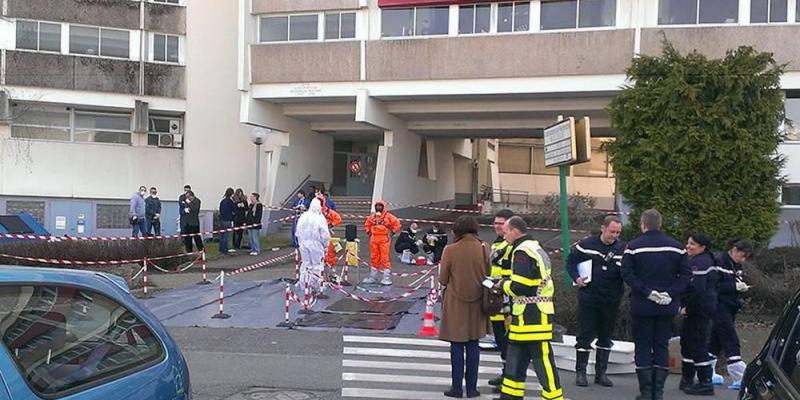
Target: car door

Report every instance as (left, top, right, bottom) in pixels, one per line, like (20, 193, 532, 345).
(741, 290, 800, 400)
(0, 284, 186, 400)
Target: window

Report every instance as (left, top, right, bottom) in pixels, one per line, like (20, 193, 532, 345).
(658, 0, 739, 25)
(499, 145, 532, 174)
(0, 285, 164, 397)
(459, 4, 491, 34)
(153, 33, 179, 63)
(783, 185, 800, 205)
(381, 6, 449, 37)
(69, 26, 129, 58)
(147, 115, 181, 147)
(325, 12, 356, 40)
(498, 2, 530, 32)
(153, 0, 180, 4)
(418, 140, 429, 178)
(96, 204, 130, 229)
(751, 0, 788, 22)
(572, 140, 612, 177)
(74, 111, 132, 145)
(797, 0, 800, 22)
(259, 14, 319, 42)
(5, 201, 46, 224)
(10, 104, 71, 142)
(16, 20, 61, 52)
(541, 0, 616, 29)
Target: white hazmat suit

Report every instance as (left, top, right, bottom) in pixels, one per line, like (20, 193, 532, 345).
(295, 198, 330, 293)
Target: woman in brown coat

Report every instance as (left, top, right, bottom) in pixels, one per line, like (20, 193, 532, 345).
(439, 216, 490, 398)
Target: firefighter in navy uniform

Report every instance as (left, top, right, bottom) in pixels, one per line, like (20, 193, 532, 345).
(679, 232, 720, 396)
(494, 216, 564, 400)
(487, 209, 515, 391)
(709, 239, 752, 389)
(621, 209, 691, 400)
(566, 215, 625, 388)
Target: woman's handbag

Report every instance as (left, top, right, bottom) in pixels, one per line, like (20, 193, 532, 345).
(480, 243, 503, 314)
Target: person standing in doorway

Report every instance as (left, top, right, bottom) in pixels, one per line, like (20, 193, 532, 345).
(181, 190, 204, 253)
(218, 188, 235, 255)
(621, 209, 691, 400)
(232, 188, 248, 250)
(246, 192, 264, 256)
(145, 187, 162, 237)
(129, 186, 147, 237)
(566, 215, 625, 388)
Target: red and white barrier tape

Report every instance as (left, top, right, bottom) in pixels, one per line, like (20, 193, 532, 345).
(0, 250, 203, 266)
(0, 215, 296, 242)
(148, 253, 203, 274)
(224, 252, 296, 277)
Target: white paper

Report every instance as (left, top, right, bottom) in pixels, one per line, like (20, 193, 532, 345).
(577, 260, 592, 284)
(55, 216, 66, 230)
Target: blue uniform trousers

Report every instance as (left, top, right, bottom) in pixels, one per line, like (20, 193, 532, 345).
(680, 312, 713, 366)
(708, 305, 741, 363)
(632, 315, 672, 369)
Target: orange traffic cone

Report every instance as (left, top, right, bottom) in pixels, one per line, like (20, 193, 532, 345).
(418, 294, 439, 337)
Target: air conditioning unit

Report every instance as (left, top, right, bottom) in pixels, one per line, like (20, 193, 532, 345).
(169, 119, 181, 134)
(158, 133, 183, 148)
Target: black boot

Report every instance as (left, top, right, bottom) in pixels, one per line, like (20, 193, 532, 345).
(685, 365, 715, 396)
(635, 368, 654, 400)
(488, 375, 502, 387)
(575, 350, 590, 387)
(594, 349, 614, 387)
(652, 368, 670, 400)
(679, 361, 695, 392)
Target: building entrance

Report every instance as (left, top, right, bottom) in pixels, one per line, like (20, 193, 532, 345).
(331, 141, 378, 197)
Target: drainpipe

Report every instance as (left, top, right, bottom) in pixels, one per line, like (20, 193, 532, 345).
(139, 0, 145, 96)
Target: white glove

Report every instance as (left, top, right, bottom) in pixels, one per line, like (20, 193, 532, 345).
(154, 213, 160, 219)
(184, 207, 190, 213)
(415, 240, 424, 248)
(736, 281, 750, 292)
(657, 292, 673, 306)
(647, 291, 663, 304)
(131, 216, 138, 221)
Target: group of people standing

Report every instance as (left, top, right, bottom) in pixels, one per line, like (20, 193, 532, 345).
(217, 187, 264, 256)
(566, 209, 751, 399)
(129, 186, 164, 237)
(292, 186, 343, 297)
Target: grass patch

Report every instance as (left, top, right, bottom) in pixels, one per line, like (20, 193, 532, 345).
(203, 234, 293, 260)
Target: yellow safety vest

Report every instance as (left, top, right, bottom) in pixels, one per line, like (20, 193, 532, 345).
(502, 239, 555, 342)
(489, 240, 513, 322)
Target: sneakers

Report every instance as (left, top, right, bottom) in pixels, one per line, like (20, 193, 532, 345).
(249, 251, 259, 256)
(362, 276, 377, 284)
(227, 249, 236, 253)
(380, 276, 392, 286)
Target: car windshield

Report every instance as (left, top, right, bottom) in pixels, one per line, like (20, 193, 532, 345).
(0, 285, 163, 396)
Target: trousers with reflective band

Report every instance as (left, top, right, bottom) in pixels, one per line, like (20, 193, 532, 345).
(499, 341, 564, 400)
(490, 240, 513, 322)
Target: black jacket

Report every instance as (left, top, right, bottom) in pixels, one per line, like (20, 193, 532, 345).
(145, 196, 161, 220)
(394, 228, 418, 253)
(685, 252, 720, 317)
(621, 230, 691, 317)
(233, 198, 248, 225)
(715, 251, 742, 311)
(566, 234, 626, 304)
(246, 203, 263, 229)
(181, 198, 201, 229)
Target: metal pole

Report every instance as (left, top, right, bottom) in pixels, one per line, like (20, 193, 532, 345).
(255, 143, 261, 195)
(559, 164, 570, 288)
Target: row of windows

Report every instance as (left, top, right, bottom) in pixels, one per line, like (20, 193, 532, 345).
(16, 20, 180, 64)
(260, 12, 356, 42)
(7, 201, 135, 230)
(9, 104, 182, 148)
(498, 140, 613, 178)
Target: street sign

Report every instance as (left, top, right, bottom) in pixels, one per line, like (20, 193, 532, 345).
(575, 116, 592, 164)
(543, 117, 576, 167)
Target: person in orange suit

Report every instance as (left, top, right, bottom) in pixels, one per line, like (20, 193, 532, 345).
(364, 200, 401, 285)
(322, 201, 342, 268)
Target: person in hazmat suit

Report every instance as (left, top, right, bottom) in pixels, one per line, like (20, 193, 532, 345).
(363, 200, 401, 285)
(295, 198, 331, 296)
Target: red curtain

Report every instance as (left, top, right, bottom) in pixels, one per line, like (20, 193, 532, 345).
(378, 0, 494, 7)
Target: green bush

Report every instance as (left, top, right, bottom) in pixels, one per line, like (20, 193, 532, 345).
(0, 239, 187, 270)
(605, 40, 786, 247)
(526, 193, 606, 231)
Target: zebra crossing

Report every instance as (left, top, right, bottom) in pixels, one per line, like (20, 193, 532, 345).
(341, 335, 546, 400)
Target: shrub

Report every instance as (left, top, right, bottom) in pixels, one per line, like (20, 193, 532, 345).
(528, 193, 606, 231)
(605, 40, 786, 247)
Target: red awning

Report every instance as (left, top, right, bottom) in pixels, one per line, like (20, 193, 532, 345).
(378, 0, 494, 7)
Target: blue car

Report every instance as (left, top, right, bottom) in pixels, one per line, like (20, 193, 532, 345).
(0, 266, 190, 400)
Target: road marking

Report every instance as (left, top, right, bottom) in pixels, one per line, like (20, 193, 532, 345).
(342, 372, 542, 390)
(342, 359, 536, 376)
(344, 347, 503, 363)
(344, 335, 450, 348)
(342, 388, 550, 400)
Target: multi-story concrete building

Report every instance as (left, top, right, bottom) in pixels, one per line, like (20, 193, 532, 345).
(3, 0, 800, 243)
(0, 0, 187, 236)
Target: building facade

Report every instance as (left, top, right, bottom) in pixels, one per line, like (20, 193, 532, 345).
(2, 0, 800, 241)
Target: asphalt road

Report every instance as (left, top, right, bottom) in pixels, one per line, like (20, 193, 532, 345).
(169, 326, 741, 400)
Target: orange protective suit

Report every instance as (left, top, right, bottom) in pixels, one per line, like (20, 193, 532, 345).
(364, 201, 401, 270)
(323, 205, 342, 267)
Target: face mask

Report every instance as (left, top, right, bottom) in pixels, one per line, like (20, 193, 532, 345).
(139, 191, 146, 196)
(375, 208, 384, 214)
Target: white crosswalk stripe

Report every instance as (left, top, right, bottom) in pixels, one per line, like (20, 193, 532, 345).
(341, 334, 550, 400)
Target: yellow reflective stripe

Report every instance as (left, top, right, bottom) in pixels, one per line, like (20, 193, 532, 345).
(490, 314, 505, 321)
(542, 342, 558, 396)
(502, 378, 525, 389)
(542, 387, 564, 400)
(499, 269, 512, 276)
(511, 274, 541, 287)
(509, 323, 553, 333)
(502, 280, 514, 297)
(501, 386, 525, 397)
(508, 332, 553, 341)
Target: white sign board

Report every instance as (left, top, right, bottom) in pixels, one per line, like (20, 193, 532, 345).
(55, 216, 66, 230)
(544, 118, 576, 167)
